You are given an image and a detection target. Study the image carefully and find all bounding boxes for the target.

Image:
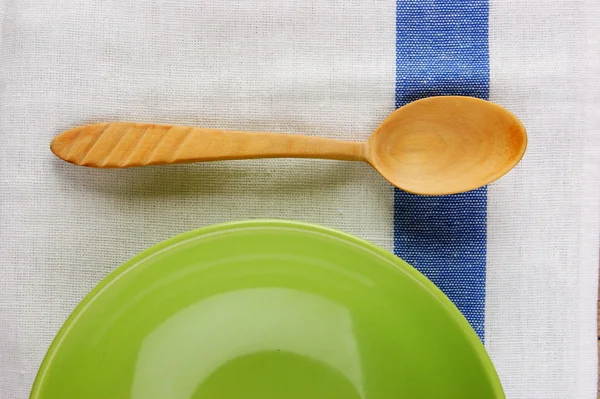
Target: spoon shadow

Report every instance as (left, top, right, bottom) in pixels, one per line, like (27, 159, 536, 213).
(52, 157, 367, 200)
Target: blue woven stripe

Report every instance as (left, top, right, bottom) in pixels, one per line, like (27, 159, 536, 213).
(394, 0, 489, 340)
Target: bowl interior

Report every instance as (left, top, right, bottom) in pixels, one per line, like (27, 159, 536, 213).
(31, 220, 503, 399)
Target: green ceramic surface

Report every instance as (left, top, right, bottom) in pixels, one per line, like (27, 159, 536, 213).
(31, 220, 504, 399)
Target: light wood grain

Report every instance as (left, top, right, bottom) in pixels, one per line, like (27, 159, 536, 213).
(367, 96, 527, 195)
(50, 96, 527, 196)
(51, 123, 366, 168)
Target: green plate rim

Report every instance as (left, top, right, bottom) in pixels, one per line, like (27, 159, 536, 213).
(30, 219, 505, 398)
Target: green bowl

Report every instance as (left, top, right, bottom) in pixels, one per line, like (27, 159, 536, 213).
(31, 220, 504, 399)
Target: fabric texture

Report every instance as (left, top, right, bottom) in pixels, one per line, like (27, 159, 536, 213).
(485, 1, 600, 397)
(0, 1, 598, 398)
(394, 0, 489, 340)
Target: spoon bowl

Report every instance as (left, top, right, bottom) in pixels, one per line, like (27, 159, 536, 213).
(50, 96, 527, 195)
(367, 96, 527, 195)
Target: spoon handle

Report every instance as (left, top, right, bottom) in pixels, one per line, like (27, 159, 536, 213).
(50, 122, 366, 168)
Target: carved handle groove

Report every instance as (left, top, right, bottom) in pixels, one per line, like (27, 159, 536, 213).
(50, 122, 366, 168)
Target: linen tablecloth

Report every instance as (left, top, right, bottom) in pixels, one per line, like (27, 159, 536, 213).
(1, 1, 598, 398)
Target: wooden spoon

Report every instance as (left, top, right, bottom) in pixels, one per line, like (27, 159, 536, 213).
(50, 96, 526, 195)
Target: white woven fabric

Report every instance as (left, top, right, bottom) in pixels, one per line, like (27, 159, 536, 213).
(0, 1, 598, 398)
(486, 1, 600, 397)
